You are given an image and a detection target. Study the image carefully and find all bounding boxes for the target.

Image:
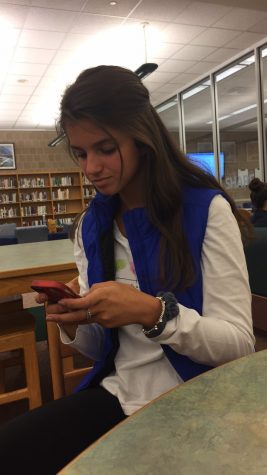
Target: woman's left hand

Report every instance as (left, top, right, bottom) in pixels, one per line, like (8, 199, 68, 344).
(46, 281, 161, 328)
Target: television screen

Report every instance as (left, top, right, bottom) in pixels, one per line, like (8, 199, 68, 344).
(187, 152, 224, 179)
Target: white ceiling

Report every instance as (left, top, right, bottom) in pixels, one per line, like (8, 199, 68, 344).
(0, 0, 267, 130)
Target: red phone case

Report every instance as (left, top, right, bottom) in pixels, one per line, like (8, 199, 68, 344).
(31, 280, 80, 302)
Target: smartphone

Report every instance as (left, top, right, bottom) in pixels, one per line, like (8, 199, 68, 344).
(31, 279, 80, 303)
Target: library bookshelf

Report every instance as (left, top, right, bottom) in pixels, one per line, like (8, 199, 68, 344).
(0, 171, 95, 226)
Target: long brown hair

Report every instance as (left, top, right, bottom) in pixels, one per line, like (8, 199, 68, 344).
(58, 65, 251, 291)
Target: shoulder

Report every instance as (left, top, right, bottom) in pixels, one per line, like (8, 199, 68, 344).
(182, 186, 224, 209)
(207, 194, 238, 232)
(209, 194, 231, 214)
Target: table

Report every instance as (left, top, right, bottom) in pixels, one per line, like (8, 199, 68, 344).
(60, 350, 267, 475)
(0, 239, 77, 298)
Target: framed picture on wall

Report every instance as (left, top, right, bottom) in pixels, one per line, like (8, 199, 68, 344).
(0, 144, 16, 169)
(246, 141, 259, 163)
(221, 141, 236, 162)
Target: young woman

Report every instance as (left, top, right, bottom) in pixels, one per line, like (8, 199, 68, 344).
(249, 177, 267, 227)
(0, 65, 254, 475)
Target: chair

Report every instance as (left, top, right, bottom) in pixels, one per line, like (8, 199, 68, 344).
(238, 208, 251, 220)
(252, 294, 267, 332)
(0, 222, 18, 245)
(244, 229, 267, 351)
(46, 321, 93, 400)
(244, 227, 267, 297)
(251, 294, 267, 352)
(0, 294, 42, 409)
(16, 225, 48, 243)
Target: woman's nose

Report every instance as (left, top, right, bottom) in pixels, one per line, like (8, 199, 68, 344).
(84, 152, 103, 175)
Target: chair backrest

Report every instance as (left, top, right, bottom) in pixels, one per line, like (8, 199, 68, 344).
(0, 223, 17, 245)
(0, 223, 16, 238)
(252, 294, 267, 332)
(244, 227, 267, 297)
(238, 208, 251, 220)
(46, 320, 93, 399)
(16, 225, 48, 243)
(0, 293, 23, 315)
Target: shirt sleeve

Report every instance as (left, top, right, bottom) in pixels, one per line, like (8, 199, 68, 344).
(59, 323, 105, 360)
(59, 218, 105, 361)
(152, 194, 255, 366)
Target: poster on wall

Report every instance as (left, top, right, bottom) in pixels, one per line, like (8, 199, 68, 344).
(221, 141, 236, 162)
(0, 144, 16, 169)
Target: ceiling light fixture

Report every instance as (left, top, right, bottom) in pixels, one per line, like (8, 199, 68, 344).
(48, 133, 65, 147)
(135, 22, 158, 80)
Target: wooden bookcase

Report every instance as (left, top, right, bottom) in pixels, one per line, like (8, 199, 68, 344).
(0, 171, 95, 226)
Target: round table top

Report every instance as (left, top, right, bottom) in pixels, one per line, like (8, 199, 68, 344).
(60, 350, 267, 475)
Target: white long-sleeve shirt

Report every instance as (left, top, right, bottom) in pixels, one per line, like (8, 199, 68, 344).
(60, 195, 255, 415)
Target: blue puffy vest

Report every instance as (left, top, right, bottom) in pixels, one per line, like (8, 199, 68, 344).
(76, 186, 223, 390)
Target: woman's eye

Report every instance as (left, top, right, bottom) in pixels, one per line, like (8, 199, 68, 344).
(72, 149, 86, 160)
(100, 146, 117, 155)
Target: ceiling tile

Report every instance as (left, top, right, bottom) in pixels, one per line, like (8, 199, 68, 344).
(205, 47, 241, 63)
(59, 33, 91, 51)
(159, 59, 196, 73)
(249, 18, 267, 33)
(149, 42, 184, 59)
(142, 79, 162, 92)
(9, 62, 47, 76)
(0, 27, 20, 49)
(51, 50, 73, 66)
(4, 74, 41, 87)
(18, 29, 65, 49)
(162, 23, 205, 44)
(147, 70, 180, 83)
(13, 47, 55, 64)
(1, 110, 23, 118)
(224, 31, 267, 49)
(83, 0, 138, 17)
(132, 0, 191, 22)
(30, 1, 84, 10)
(190, 27, 240, 46)
(0, 120, 16, 127)
(0, 3, 29, 28)
(186, 61, 217, 74)
(154, 83, 181, 94)
(0, 94, 30, 104)
(70, 13, 121, 34)
(24, 7, 77, 32)
(174, 1, 232, 27)
(172, 44, 217, 61)
(1, 84, 36, 95)
(0, 0, 30, 5)
(213, 8, 265, 30)
(0, 102, 25, 111)
(170, 72, 201, 84)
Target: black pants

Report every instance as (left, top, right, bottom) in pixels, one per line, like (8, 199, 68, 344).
(0, 386, 126, 475)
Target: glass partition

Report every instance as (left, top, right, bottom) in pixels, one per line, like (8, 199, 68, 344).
(181, 79, 216, 177)
(156, 96, 180, 148)
(215, 53, 259, 206)
(261, 45, 267, 174)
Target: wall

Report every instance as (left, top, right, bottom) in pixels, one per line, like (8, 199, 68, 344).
(0, 130, 78, 173)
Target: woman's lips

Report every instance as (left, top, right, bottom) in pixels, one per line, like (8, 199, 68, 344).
(92, 177, 111, 187)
